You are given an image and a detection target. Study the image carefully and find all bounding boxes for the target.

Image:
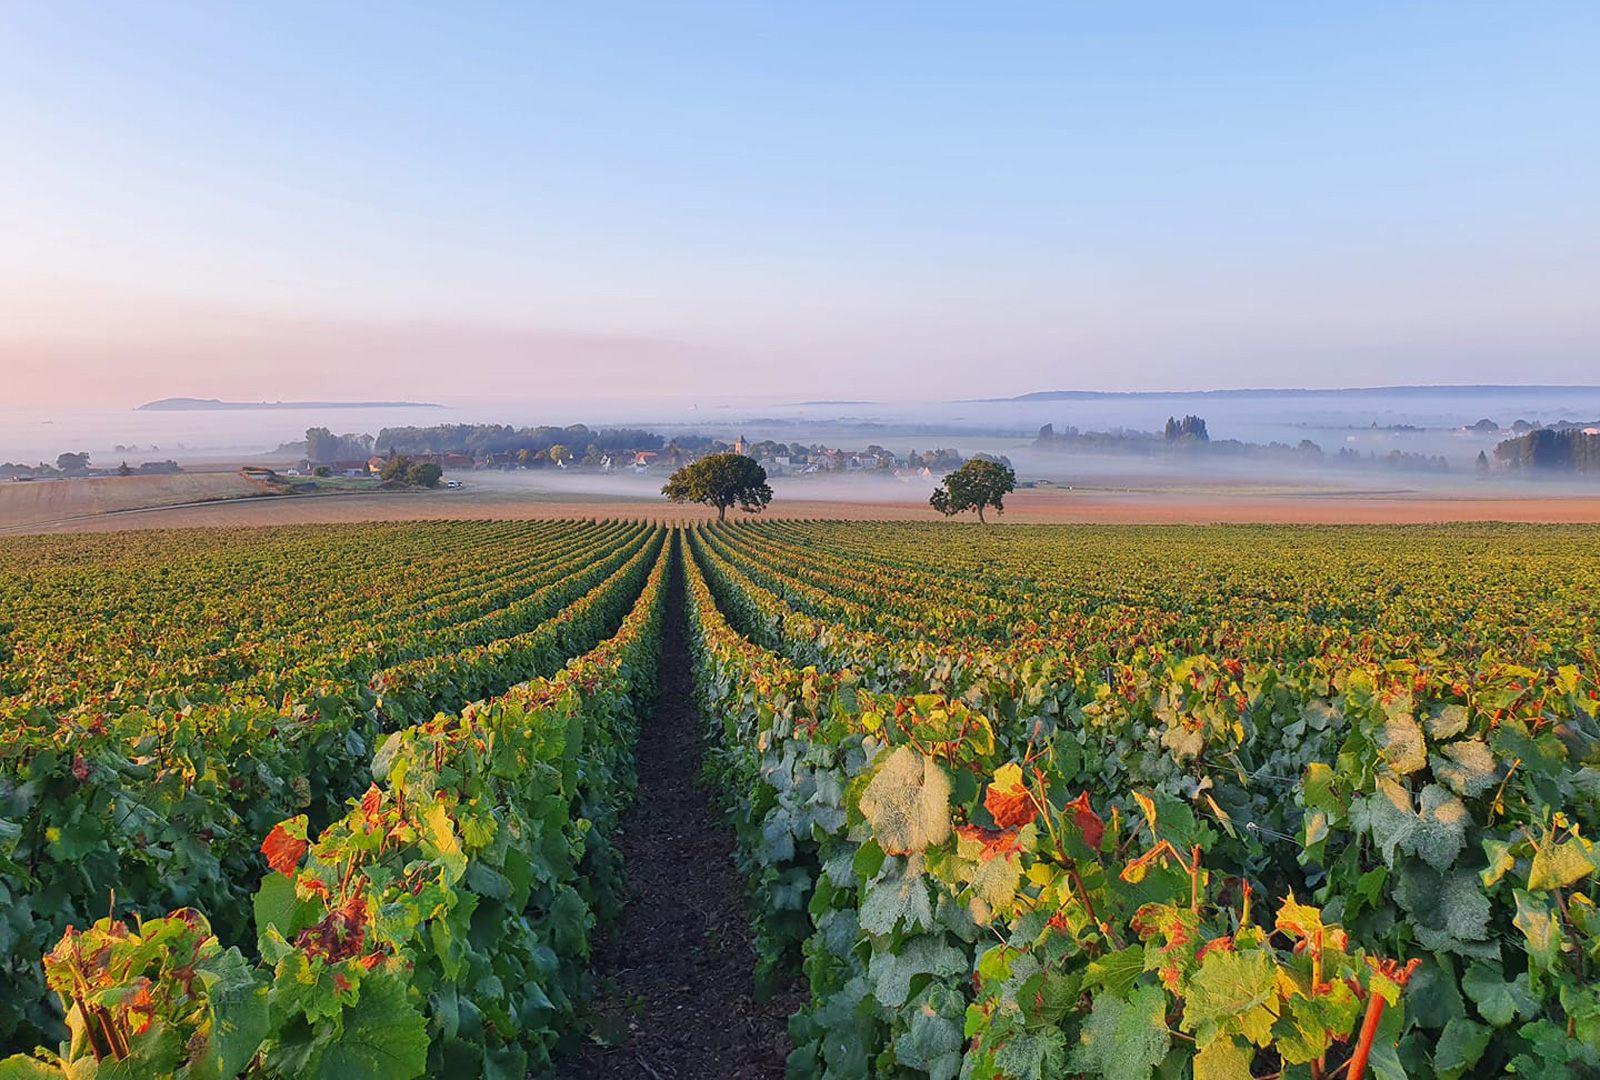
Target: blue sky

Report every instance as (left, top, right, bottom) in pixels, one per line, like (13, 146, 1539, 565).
(1, 1, 1596, 407)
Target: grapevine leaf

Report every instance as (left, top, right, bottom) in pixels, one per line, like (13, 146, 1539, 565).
(1434, 1017, 1492, 1079)
(1403, 956, 1464, 1029)
(992, 1029, 1069, 1080)
(1528, 835, 1597, 891)
(1069, 986, 1171, 1080)
(985, 762, 1035, 828)
(1396, 864, 1492, 953)
(858, 854, 935, 936)
(311, 974, 428, 1080)
(189, 947, 270, 1080)
(1378, 712, 1427, 775)
(1362, 781, 1467, 871)
(1180, 949, 1280, 1046)
(1193, 1035, 1253, 1080)
(0, 1057, 60, 1079)
(1426, 704, 1470, 739)
(893, 987, 964, 1080)
(1481, 838, 1516, 887)
(1512, 890, 1565, 975)
(866, 934, 968, 1007)
(420, 802, 467, 883)
(1431, 739, 1499, 798)
(858, 746, 953, 855)
(254, 870, 318, 940)
(261, 815, 309, 877)
(950, 832, 1022, 925)
(1083, 945, 1146, 998)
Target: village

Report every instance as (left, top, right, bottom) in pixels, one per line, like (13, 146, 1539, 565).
(293, 433, 982, 485)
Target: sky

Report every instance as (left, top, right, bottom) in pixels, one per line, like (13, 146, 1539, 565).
(1, 1, 1597, 410)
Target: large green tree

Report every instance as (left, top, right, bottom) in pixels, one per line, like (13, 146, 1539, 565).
(929, 458, 1015, 523)
(662, 453, 773, 521)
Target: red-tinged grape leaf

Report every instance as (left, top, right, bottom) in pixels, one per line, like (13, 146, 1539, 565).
(984, 762, 1034, 829)
(1273, 892, 1324, 941)
(1064, 791, 1106, 849)
(261, 816, 309, 877)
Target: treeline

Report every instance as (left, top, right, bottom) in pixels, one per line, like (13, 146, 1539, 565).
(1494, 427, 1600, 475)
(3, 454, 182, 480)
(370, 424, 664, 457)
(300, 424, 668, 463)
(1036, 417, 1326, 465)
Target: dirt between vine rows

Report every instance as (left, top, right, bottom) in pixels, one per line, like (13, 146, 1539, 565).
(568, 555, 797, 1078)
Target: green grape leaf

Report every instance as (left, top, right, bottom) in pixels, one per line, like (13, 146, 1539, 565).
(1069, 986, 1171, 1080)
(1465, 966, 1536, 1024)
(893, 987, 964, 1080)
(1396, 864, 1492, 953)
(1434, 1017, 1492, 1079)
(312, 974, 428, 1080)
(858, 854, 935, 936)
(254, 871, 319, 941)
(1084, 945, 1147, 998)
(189, 947, 270, 1080)
(858, 746, 953, 855)
(1362, 780, 1468, 871)
(866, 935, 968, 1008)
(992, 1029, 1069, 1080)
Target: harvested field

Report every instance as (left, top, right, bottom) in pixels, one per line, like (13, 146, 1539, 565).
(0, 472, 268, 532)
(4, 481, 1600, 533)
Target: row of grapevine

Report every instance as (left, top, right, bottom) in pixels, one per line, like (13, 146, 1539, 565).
(0, 522, 662, 1058)
(0, 529, 677, 1079)
(685, 522, 1600, 1078)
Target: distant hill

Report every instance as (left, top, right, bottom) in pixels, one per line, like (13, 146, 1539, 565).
(979, 385, 1600, 403)
(138, 398, 444, 411)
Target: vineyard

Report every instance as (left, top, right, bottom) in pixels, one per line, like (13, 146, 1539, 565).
(2, 520, 1598, 1078)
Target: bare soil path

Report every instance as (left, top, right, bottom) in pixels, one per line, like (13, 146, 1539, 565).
(569, 548, 794, 1079)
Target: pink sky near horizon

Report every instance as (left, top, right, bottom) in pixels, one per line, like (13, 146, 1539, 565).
(4, 5, 1598, 411)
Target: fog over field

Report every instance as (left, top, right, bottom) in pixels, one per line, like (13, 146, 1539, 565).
(6, 385, 1597, 500)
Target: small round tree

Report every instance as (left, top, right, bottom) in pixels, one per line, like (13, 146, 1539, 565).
(662, 453, 773, 521)
(407, 461, 443, 488)
(929, 458, 1015, 523)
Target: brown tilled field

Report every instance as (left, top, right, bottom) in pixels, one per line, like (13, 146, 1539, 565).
(4, 473, 1600, 533)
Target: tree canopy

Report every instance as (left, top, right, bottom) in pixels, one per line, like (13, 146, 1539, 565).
(929, 458, 1016, 523)
(662, 453, 773, 521)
